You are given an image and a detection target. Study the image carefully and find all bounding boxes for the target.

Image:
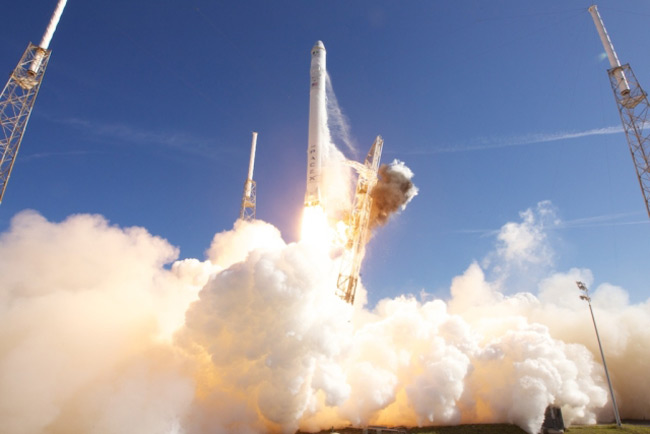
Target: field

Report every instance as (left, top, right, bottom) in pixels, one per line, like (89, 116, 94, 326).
(301, 423, 650, 434)
(566, 425, 650, 434)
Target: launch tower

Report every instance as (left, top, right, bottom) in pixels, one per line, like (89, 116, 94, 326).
(589, 5, 650, 219)
(239, 132, 258, 221)
(0, 0, 67, 204)
(336, 135, 383, 304)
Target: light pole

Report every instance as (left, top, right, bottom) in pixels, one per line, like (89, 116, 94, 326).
(576, 281, 622, 428)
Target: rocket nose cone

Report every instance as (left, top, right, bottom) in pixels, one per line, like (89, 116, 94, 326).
(313, 40, 325, 50)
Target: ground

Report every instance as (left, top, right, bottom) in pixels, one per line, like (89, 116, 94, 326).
(298, 423, 650, 434)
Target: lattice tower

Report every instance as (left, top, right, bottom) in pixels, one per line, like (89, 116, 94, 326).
(0, 44, 51, 203)
(589, 5, 650, 218)
(336, 135, 383, 304)
(606, 64, 650, 218)
(240, 179, 256, 221)
(239, 132, 258, 221)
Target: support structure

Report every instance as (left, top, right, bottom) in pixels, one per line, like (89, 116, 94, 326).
(336, 135, 383, 304)
(607, 64, 650, 218)
(0, 0, 67, 204)
(0, 44, 51, 203)
(589, 5, 650, 218)
(239, 132, 258, 221)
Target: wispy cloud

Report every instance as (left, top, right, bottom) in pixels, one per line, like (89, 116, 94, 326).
(400, 125, 625, 155)
(48, 116, 224, 161)
(455, 210, 648, 236)
(20, 150, 100, 162)
(557, 211, 649, 229)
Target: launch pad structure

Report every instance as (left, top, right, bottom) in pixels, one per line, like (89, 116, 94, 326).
(606, 64, 650, 219)
(589, 5, 650, 219)
(336, 135, 383, 304)
(0, 0, 68, 204)
(239, 132, 258, 221)
(0, 44, 51, 203)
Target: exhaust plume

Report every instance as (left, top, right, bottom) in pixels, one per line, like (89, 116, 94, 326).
(1, 203, 648, 434)
(326, 73, 356, 154)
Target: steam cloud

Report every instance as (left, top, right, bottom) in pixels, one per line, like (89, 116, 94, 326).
(1, 203, 649, 434)
(370, 159, 419, 228)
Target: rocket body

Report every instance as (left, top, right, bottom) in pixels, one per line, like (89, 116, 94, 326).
(305, 41, 327, 207)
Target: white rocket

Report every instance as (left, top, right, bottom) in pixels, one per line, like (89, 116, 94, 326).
(305, 40, 327, 207)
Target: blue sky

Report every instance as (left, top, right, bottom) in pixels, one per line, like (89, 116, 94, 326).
(1, 0, 648, 305)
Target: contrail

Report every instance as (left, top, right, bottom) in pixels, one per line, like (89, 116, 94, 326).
(455, 210, 648, 236)
(55, 116, 223, 160)
(398, 125, 625, 155)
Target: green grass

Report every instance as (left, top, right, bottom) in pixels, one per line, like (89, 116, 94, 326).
(566, 425, 650, 434)
(409, 424, 650, 434)
(300, 424, 527, 434)
(408, 424, 527, 434)
(300, 423, 650, 434)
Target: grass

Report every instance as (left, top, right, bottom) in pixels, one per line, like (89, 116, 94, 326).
(566, 425, 650, 434)
(409, 424, 650, 434)
(408, 424, 527, 434)
(300, 423, 650, 434)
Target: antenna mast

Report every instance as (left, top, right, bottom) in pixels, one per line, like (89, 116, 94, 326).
(0, 0, 68, 204)
(589, 5, 650, 218)
(239, 132, 258, 221)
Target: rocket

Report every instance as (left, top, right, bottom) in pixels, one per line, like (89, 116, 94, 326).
(305, 40, 327, 207)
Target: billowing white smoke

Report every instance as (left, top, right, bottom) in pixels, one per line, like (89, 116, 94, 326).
(1, 204, 648, 434)
(0, 211, 198, 434)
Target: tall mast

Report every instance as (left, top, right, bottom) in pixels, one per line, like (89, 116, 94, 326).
(589, 5, 650, 219)
(0, 0, 68, 204)
(239, 132, 258, 221)
(588, 5, 630, 95)
(40, 0, 68, 50)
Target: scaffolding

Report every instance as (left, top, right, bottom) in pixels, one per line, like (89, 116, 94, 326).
(336, 135, 383, 304)
(0, 44, 51, 203)
(589, 5, 650, 218)
(607, 64, 650, 218)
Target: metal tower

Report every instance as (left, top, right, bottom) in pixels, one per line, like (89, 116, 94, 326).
(336, 135, 383, 304)
(0, 45, 51, 203)
(589, 5, 650, 218)
(239, 132, 258, 221)
(0, 0, 68, 204)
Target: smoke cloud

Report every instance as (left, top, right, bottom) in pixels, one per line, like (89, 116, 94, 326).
(369, 159, 419, 228)
(1, 202, 648, 434)
(0, 211, 198, 434)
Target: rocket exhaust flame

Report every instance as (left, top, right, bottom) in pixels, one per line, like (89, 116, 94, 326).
(300, 204, 331, 245)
